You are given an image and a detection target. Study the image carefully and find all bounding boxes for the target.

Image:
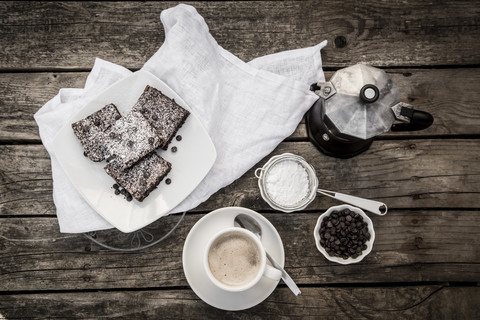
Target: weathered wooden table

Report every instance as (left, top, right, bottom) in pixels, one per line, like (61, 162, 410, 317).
(1, 1, 479, 318)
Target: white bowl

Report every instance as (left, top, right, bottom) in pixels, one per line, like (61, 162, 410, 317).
(314, 204, 375, 264)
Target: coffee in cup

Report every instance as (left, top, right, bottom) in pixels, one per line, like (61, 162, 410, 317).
(208, 230, 261, 287)
(204, 227, 282, 292)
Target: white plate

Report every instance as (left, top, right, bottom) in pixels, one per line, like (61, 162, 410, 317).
(52, 70, 216, 233)
(182, 207, 284, 311)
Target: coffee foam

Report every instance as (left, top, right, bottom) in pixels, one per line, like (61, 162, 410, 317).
(208, 231, 261, 287)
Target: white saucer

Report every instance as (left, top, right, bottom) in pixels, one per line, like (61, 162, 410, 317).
(182, 207, 285, 311)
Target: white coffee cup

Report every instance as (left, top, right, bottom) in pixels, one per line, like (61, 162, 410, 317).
(204, 227, 282, 292)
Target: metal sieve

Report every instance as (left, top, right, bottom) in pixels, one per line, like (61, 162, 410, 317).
(255, 153, 318, 213)
(255, 153, 388, 215)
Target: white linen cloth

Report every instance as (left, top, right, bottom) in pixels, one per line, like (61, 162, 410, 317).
(34, 4, 327, 233)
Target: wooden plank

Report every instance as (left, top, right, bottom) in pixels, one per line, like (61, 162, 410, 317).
(0, 72, 87, 142)
(0, 286, 478, 319)
(0, 145, 55, 216)
(232, 140, 480, 211)
(1, 1, 479, 70)
(294, 68, 480, 139)
(1, 139, 479, 216)
(1, 68, 480, 142)
(0, 209, 479, 291)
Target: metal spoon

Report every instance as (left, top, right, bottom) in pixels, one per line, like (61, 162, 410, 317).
(234, 213, 301, 296)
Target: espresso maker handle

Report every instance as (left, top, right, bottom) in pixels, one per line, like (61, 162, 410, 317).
(391, 110, 434, 132)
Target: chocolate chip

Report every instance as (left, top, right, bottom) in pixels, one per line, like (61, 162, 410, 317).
(143, 171, 149, 179)
(93, 118, 101, 126)
(109, 132, 116, 139)
(319, 209, 370, 259)
(115, 114, 121, 120)
(113, 184, 119, 189)
(126, 194, 132, 202)
(114, 189, 120, 195)
(127, 140, 134, 148)
(83, 151, 88, 157)
(165, 178, 171, 185)
(171, 146, 177, 153)
(152, 114, 158, 121)
(176, 135, 182, 141)
(148, 137, 155, 145)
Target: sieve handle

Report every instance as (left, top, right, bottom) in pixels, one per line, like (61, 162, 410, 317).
(317, 189, 388, 216)
(254, 168, 264, 179)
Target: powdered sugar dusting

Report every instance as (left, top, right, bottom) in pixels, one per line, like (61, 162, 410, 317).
(105, 110, 161, 170)
(265, 160, 309, 207)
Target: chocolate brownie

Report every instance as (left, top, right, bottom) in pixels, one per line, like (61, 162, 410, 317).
(104, 152, 172, 202)
(71, 103, 121, 162)
(104, 110, 161, 170)
(132, 85, 190, 149)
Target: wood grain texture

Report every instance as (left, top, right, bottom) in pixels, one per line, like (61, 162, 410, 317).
(1, 1, 479, 70)
(1, 139, 479, 216)
(0, 145, 55, 216)
(1, 209, 478, 291)
(1, 1, 479, 316)
(0, 286, 478, 319)
(1, 68, 479, 142)
(0, 72, 87, 142)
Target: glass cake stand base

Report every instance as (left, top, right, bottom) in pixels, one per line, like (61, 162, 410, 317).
(84, 211, 186, 252)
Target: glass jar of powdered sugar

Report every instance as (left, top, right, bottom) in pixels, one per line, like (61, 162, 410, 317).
(255, 153, 318, 213)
